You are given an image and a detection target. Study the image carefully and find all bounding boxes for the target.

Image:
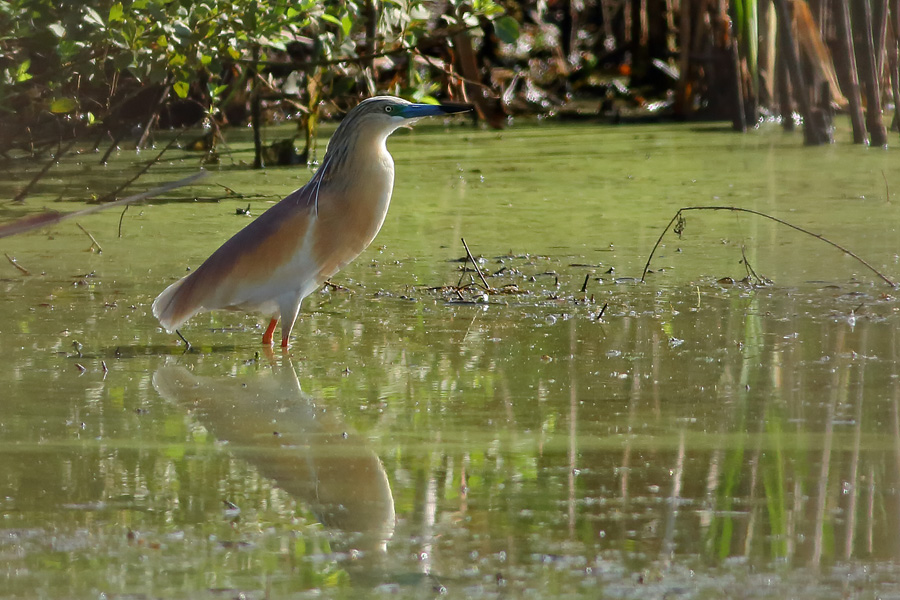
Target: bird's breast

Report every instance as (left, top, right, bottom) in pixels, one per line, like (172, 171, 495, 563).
(311, 152, 395, 280)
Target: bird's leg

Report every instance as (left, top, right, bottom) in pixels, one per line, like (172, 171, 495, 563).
(278, 297, 303, 349)
(262, 318, 278, 345)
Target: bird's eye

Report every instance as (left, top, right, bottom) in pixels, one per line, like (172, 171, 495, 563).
(385, 106, 393, 113)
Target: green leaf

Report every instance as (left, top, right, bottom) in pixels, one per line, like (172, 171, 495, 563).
(83, 6, 104, 27)
(493, 15, 520, 43)
(340, 14, 352, 36)
(173, 81, 189, 98)
(15, 60, 32, 82)
(108, 2, 124, 23)
(157, 34, 168, 48)
(50, 98, 78, 113)
(321, 13, 342, 27)
(48, 23, 66, 38)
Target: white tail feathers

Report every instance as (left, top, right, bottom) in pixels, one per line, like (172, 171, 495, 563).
(152, 277, 191, 333)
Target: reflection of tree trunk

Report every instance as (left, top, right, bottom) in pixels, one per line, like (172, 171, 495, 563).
(660, 430, 685, 566)
(844, 328, 867, 559)
(744, 420, 764, 557)
(568, 319, 577, 538)
(811, 329, 844, 566)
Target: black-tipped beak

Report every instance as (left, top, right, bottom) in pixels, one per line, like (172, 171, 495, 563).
(437, 102, 474, 114)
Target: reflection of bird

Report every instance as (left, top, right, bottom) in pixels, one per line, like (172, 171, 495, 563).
(152, 361, 395, 553)
(153, 97, 470, 347)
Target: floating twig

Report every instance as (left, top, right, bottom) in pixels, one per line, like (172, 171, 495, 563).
(175, 329, 192, 351)
(580, 273, 590, 293)
(117, 205, 129, 238)
(323, 279, 352, 292)
(883, 169, 890, 203)
(75, 222, 103, 253)
(4, 253, 30, 275)
(641, 206, 897, 288)
(739, 244, 769, 285)
(461, 237, 492, 290)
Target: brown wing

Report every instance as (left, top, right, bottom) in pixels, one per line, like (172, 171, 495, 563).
(152, 182, 317, 331)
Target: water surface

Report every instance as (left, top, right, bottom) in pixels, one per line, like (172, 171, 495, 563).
(1, 120, 900, 598)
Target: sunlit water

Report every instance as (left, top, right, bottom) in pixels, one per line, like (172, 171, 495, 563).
(2, 119, 900, 599)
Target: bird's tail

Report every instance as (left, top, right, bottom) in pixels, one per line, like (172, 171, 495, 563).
(152, 277, 194, 333)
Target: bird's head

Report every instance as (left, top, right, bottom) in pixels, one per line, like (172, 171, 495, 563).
(330, 96, 472, 147)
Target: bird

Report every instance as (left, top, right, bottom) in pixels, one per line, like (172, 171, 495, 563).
(152, 96, 470, 348)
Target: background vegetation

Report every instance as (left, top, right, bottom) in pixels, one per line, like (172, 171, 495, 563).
(2, 0, 900, 170)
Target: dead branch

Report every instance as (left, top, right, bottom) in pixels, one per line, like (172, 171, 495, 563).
(461, 237, 493, 290)
(641, 206, 896, 287)
(76, 222, 103, 253)
(4, 253, 30, 275)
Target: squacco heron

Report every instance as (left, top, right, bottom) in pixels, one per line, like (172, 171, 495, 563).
(153, 96, 470, 347)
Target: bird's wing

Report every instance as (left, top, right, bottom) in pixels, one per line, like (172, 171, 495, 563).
(153, 181, 321, 330)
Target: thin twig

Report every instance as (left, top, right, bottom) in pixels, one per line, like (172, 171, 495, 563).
(75, 222, 103, 253)
(580, 273, 590, 293)
(137, 81, 171, 151)
(99, 128, 127, 165)
(118, 205, 129, 238)
(175, 329, 192, 351)
(739, 244, 767, 285)
(4, 253, 30, 275)
(883, 169, 891, 203)
(461, 237, 492, 290)
(412, 49, 500, 97)
(641, 206, 897, 287)
(239, 22, 482, 71)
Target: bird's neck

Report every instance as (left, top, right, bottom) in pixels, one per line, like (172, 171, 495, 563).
(321, 122, 395, 193)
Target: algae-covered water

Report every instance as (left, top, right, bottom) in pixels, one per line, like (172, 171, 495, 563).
(2, 119, 900, 599)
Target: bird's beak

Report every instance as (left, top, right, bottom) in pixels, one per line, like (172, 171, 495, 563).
(400, 102, 473, 118)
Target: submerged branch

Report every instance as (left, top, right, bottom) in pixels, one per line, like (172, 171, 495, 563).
(641, 206, 897, 288)
(461, 237, 493, 291)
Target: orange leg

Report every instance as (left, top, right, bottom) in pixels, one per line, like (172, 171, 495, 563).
(281, 334, 290, 349)
(262, 318, 278, 345)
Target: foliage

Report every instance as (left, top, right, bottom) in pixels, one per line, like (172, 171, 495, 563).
(0, 0, 515, 144)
